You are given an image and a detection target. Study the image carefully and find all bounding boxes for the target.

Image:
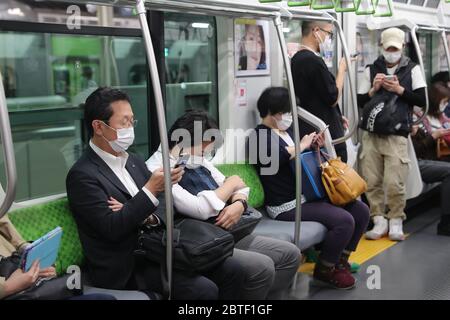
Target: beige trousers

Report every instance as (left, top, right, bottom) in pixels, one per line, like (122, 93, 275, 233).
(359, 131, 410, 220)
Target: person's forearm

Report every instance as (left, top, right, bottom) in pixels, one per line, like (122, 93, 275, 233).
(333, 69, 346, 106)
(399, 87, 426, 108)
(357, 93, 371, 109)
(230, 192, 247, 203)
(214, 182, 237, 202)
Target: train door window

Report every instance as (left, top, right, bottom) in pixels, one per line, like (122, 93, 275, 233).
(417, 33, 432, 83)
(0, 29, 149, 201)
(438, 34, 450, 72)
(164, 13, 218, 128)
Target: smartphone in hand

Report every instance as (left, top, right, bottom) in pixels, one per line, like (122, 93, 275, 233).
(174, 154, 190, 169)
(384, 75, 396, 81)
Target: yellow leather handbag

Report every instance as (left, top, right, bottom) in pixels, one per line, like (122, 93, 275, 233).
(317, 149, 367, 206)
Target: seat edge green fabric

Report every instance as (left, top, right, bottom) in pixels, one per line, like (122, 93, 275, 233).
(8, 198, 84, 276)
(216, 163, 265, 208)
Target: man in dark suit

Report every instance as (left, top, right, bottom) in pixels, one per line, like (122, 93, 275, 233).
(66, 87, 243, 299)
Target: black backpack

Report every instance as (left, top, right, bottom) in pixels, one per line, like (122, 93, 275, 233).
(360, 62, 415, 135)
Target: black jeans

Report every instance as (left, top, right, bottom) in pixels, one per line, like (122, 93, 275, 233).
(133, 256, 245, 300)
(418, 159, 450, 217)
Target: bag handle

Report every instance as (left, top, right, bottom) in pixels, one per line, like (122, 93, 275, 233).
(315, 145, 332, 167)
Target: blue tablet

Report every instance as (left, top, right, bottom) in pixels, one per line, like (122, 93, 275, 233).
(21, 227, 63, 272)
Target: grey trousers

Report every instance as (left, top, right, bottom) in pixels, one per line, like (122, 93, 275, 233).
(233, 234, 301, 300)
(418, 159, 450, 217)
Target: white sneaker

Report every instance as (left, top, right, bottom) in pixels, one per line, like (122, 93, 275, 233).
(365, 216, 388, 240)
(389, 218, 405, 241)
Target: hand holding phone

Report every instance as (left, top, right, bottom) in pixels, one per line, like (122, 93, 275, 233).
(384, 74, 396, 81)
(174, 153, 190, 169)
(317, 125, 330, 136)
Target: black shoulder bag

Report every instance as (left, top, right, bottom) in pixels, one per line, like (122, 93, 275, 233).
(135, 218, 235, 274)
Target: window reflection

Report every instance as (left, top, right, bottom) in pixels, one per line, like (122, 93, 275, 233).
(164, 13, 218, 128)
(0, 31, 148, 201)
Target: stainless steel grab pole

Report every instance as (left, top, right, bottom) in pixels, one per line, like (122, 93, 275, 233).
(274, 14, 303, 256)
(324, 12, 359, 145)
(136, 0, 174, 299)
(0, 71, 17, 219)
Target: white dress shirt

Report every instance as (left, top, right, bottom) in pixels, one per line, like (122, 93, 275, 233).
(146, 145, 250, 221)
(89, 140, 159, 207)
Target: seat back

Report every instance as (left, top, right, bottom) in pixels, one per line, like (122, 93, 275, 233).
(8, 198, 84, 275)
(215, 163, 265, 208)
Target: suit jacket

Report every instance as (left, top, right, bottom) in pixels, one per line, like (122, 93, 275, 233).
(66, 146, 165, 289)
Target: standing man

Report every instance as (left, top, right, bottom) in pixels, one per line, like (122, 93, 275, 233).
(292, 20, 350, 162)
(357, 28, 426, 241)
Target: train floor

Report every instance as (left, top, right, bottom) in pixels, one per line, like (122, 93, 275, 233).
(288, 199, 450, 300)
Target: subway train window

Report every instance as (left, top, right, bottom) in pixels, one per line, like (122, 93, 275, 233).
(0, 31, 149, 201)
(164, 13, 218, 128)
(439, 33, 450, 72)
(0, 1, 140, 28)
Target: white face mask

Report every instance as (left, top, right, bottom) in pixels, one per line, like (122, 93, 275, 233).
(315, 31, 334, 68)
(382, 49, 402, 64)
(185, 154, 204, 169)
(275, 113, 293, 131)
(440, 100, 449, 113)
(102, 122, 135, 153)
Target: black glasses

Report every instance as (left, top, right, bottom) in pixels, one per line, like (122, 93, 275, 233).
(319, 28, 334, 40)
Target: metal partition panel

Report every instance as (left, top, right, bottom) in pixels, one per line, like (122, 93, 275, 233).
(297, 107, 337, 157)
(0, 71, 17, 219)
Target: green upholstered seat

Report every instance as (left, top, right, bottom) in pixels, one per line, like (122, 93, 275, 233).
(215, 163, 265, 208)
(8, 198, 83, 275)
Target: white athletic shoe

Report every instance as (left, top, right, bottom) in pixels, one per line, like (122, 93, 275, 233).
(389, 218, 405, 241)
(365, 216, 388, 240)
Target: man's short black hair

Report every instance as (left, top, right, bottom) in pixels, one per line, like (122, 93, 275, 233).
(168, 109, 220, 150)
(301, 20, 332, 37)
(83, 87, 131, 137)
(257, 87, 291, 118)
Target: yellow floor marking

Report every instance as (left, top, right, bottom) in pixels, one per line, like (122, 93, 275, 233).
(298, 235, 408, 274)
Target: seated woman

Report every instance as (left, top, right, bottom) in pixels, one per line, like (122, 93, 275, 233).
(144, 110, 301, 300)
(411, 84, 450, 236)
(0, 214, 115, 300)
(250, 87, 370, 290)
(421, 83, 450, 147)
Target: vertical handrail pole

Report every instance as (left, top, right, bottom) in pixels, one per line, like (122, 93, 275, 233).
(0, 71, 17, 219)
(274, 14, 303, 255)
(136, 0, 174, 299)
(410, 26, 429, 123)
(325, 13, 359, 145)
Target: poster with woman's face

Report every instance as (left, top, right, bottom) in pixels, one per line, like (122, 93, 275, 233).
(235, 19, 270, 77)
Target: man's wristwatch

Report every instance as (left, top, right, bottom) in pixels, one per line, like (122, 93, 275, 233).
(232, 199, 248, 212)
(144, 214, 159, 227)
